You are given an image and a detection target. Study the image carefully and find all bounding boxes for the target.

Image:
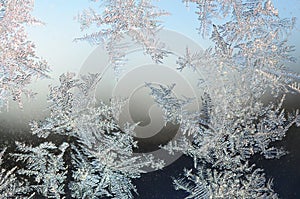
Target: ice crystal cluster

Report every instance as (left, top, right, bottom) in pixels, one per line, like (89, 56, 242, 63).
(75, 0, 169, 77)
(0, 148, 33, 198)
(0, 0, 299, 199)
(0, 0, 49, 109)
(8, 73, 163, 198)
(153, 0, 300, 198)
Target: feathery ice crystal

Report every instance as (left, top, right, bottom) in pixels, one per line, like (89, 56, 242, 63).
(14, 73, 164, 198)
(0, 0, 50, 109)
(0, 0, 299, 198)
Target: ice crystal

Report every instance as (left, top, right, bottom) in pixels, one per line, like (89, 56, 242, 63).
(151, 0, 300, 198)
(0, 0, 299, 198)
(174, 162, 279, 198)
(0, 148, 32, 199)
(157, 80, 299, 198)
(145, 83, 194, 124)
(75, 0, 169, 77)
(0, 0, 50, 109)
(14, 142, 69, 198)
(15, 73, 164, 198)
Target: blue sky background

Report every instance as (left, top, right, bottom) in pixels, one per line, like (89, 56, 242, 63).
(26, 0, 300, 78)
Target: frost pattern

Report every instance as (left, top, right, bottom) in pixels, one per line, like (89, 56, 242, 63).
(145, 0, 300, 198)
(145, 83, 194, 125)
(0, 0, 299, 198)
(173, 163, 278, 198)
(14, 142, 69, 199)
(13, 73, 164, 198)
(0, 0, 50, 109)
(75, 0, 169, 77)
(0, 148, 32, 198)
